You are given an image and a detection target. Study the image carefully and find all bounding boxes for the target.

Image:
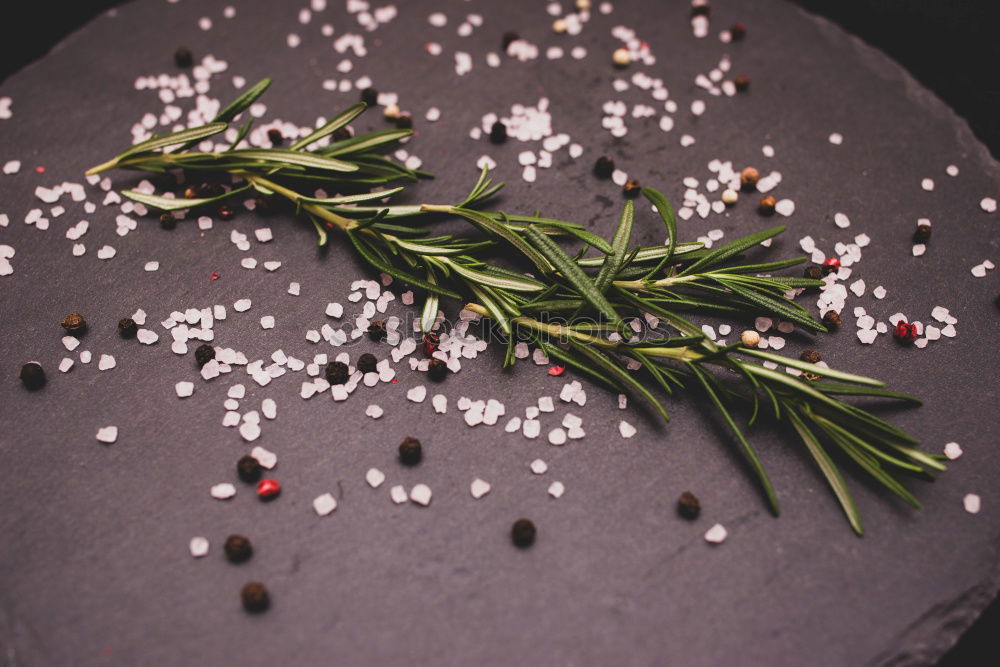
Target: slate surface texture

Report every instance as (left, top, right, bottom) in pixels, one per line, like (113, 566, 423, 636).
(0, 1, 998, 665)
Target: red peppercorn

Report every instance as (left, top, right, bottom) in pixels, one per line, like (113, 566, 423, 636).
(257, 479, 281, 500)
(217, 204, 235, 220)
(894, 321, 918, 343)
(422, 332, 440, 357)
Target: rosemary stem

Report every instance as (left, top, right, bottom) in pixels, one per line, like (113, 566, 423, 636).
(243, 174, 357, 231)
(613, 274, 700, 290)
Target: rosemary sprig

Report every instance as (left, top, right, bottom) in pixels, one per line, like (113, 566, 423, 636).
(87, 81, 944, 535)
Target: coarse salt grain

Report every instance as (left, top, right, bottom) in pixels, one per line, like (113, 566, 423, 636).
(619, 420, 636, 438)
(175, 381, 194, 398)
(210, 483, 236, 500)
(530, 459, 548, 474)
(313, 493, 338, 516)
(963, 494, 981, 514)
(409, 484, 432, 506)
(471, 478, 491, 499)
(548, 481, 565, 499)
(943, 442, 963, 460)
(96, 426, 118, 444)
(705, 524, 728, 543)
(189, 537, 209, 558)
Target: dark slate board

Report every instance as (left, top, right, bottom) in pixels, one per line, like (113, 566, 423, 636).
(0, 1, 998, 665)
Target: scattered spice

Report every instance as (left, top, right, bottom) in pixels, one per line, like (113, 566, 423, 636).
(256, 479, 281, 500)
(803, 264, 824, 281)
(117, 318, 137, 338)
(325, 360, 349, 384)
(240, 582, 270, 613)
(427, 358, 448, 382)
(237, 455, 263, 483)
(489, 121, 508, 144)
(721, 189, 738, 205)
(740, 330, 761, 347)
(183, 186, 198, 199)
(913, 223, 932, 243)
(677, 491, 701, 520)
(758, 195, 776, 215)
(422, 332, 440, 356)
(399, 436, 422, 466)
(799, 349, 822, 364)
(894, 321, 918, 343)
(730, 23, 747, 40)
(61, 313, 87, 336)
(623, 179, 641, 198)
(822, 311, 842, 329)
(174, 47, 193, 68)
(395, 113, 413, 130)
(740, 166, 760, 190)
(19, 362, 45, 390)
(612, 47, 631, 68)
(224, 534, 253, 563)
(217, 204, 235, 220)
(357, 353, 378, 373)
(734, 75, 750, 92)
(822, 257, 841, 275)
(159, 212, 177, 230)
(511, 518, 536, 548)
(368, 320, 387, 342)
(593, 156, 615, 179)
(360, 87, 378, 106)
(801, 371, 821, 382)
(266, 128, 284, 146)
(194, 344, 216, 367)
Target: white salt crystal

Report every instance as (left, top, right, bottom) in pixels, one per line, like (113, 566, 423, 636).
(407, 385, 427, 402)
(96, 426, 118, 444)
(619, 420, 636, 438)
(313, 493, 338, 516)
(210, 483, 236, 500)
(964, 493, 981, 514)
(390, 485, 408, 504)
(548, 481, 565, 499)
(175, 381, 194, 398)
(530, 459, 548, 474)
(548, 428, 567, 446)
(251, 446, 277, 469)
(367, 468, 386, 488)
(189, 537, 209, 558)
(705, 523, 728, 543)
(409, 484, 432, 506)
(471, 478, 491, 499)
(944, 442, 963, 460)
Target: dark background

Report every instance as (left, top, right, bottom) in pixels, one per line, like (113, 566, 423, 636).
(1, 1, 996, 664)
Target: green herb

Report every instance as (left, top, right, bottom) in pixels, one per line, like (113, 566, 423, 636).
(87, 81, 942, 535)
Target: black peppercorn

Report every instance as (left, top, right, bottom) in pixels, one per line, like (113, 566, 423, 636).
(368, 320, 387, 342)
(357, 353, 378, 374)
(803, 265, 823, 281)
(623, 179, 641, 198)
(395, 113, 413, 130)
(194, 344, 216, 368)
(217, 204, 235, 221)
(799, 349, 822, 364)
(224, 535, 253, 563)
(331, 127, 353, 142)
(734, 75, 750, 92)
(913, 224, 932, 243)
(19, 362, 46, 390)
(489, 121, 508, 144)
(174, 47, 193, 68)
(427, 358, 448, 382)
(730, 23, 746, 40)
(399, 436, 422, 466)
(677, 491, 701, 520)
(360, 87, 379, 106)
(593, 155, 615, 179)
(237, 455, 263, 483)
(241, 582, 270, 613)
(502, 31, 520, 51)
(325, 360, 349, 385)
(511, 519, 536, 548)
(159, 212, 177, 230)
(61, 313, 87, 336)
(266, 128, 284, 146)
(822, 311, 842, 329)
(758, 195, 776, 215)
(117, 318, 137, 339)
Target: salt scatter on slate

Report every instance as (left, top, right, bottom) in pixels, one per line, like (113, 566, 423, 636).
(530, 459, 548, 475)
(59, 358, 74, 373)
(963, 494, 981, 514)
(366, 468, 386, 489)
(921, 178, 935, 192)
(828, 132, 843, 145)
(619, 421, 637, 438)
(96, 426, 118, 444)
(548, 482, 566, 499)
(80, 351, 92, 364)
(260, 316, 275, 329)
(471, 479, 491, 499)
(97, 245, 116, 260)
(261, 399, 277, 419)
(548, 428, 567, 446)
(705, 524, 728, 544)
(62, 336, 80, 351)
(210, 483, 235, 500)
(981, 197, 997, 213)
(944, 442, 963, 460)
(410, 484, 433, 506)
(189, 537, 209, 558)
(523, 420, 541, 439)
(175, 381, 194, 398)
(313, 493, 337, 516)
(406, 385, 426, 402)
(365, 404, 384, 419)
